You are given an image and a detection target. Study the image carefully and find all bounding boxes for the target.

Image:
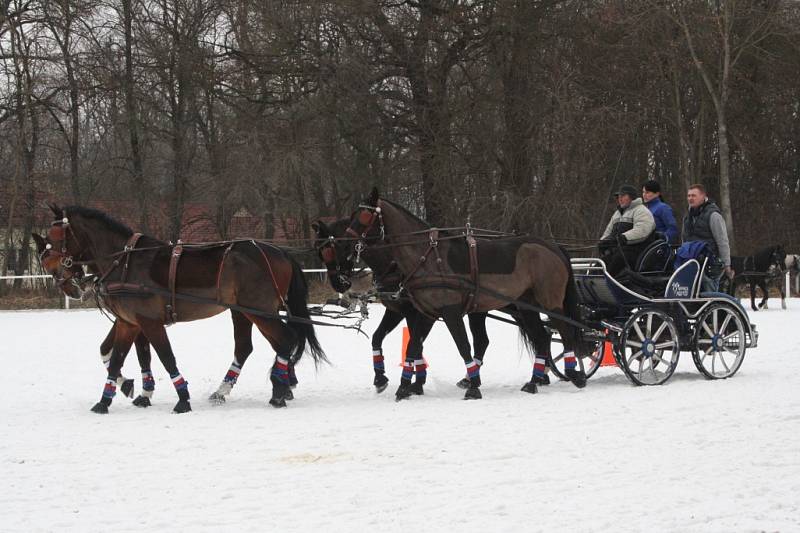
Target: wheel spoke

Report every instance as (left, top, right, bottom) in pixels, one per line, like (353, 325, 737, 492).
(646, 313, 653, 337)
(652, 322, 668, 342)
(720, 313, 733, 334)
(716, 353, 731, 372)
(697, 339, 713, 346)
(655, 341, 675, 350)
(713, 309, 719, 331)
(723, 346, 741, 356)
(637, 354, 644, 376)
(627, 340, 642, 348)
(702, 322, 715, 339)
(633, 321, 645, 342)
(551, 352, 564, 364)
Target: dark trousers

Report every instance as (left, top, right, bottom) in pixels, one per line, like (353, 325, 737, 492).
(600, 240, 652, 278)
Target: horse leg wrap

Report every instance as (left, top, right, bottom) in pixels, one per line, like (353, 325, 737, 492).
(465, 359, 481, 388)
(372, 348, 385, 374)
(532, 356, 550, 385)
(170, 372, 190, 400)
(223, 362, 242, 386)
(563, 351, 577, 370)
(271, 356, 290, 386)
(141, 370, 155, 398)
(400, 360, 414, 385)
(102, 377, 117, 403)
(414, 359, 427, 385)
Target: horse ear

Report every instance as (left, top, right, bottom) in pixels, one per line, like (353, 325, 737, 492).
(368, 187, 379, 206)
(312, 220, 328, 237)
(47, 202, 61, 217)
(32, 233, 46, 253)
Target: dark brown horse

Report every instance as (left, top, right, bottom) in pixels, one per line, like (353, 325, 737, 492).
(314, 218, 494, 394)
(38, 204, 325, 413)
(345, 189, 587, 400)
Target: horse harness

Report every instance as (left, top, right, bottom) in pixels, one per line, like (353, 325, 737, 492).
(349, 202, 482, 318)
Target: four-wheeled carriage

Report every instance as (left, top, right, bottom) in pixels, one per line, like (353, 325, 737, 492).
(566, 256, 758, 386)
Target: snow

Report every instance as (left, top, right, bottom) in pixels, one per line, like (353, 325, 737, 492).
(2, 303, 799, 532)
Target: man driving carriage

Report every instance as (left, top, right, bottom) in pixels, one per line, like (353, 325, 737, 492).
(598, 184, 657, 277)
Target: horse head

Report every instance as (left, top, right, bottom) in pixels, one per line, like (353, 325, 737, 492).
(313, 218, 353, 293)
(769, 244, 787, 274)
(32, 223, 86, 300)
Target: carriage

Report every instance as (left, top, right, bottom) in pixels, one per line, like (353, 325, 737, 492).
(548, 249, 758, 386)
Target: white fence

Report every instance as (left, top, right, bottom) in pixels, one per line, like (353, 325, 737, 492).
(0, 268, 334, 309)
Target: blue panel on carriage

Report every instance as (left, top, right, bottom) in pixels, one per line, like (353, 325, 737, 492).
(665, 259, 700, 299)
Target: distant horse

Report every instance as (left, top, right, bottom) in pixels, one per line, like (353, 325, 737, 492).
(729, 244, 787, 311)
(38, 204, 325, 413)
(344, 188, 587, 400)
(315, 218, 498, 394)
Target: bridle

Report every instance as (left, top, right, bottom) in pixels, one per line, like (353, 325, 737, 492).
(38, 215, 91, 294)
(346, 202, 385, 264)
(317, 235, 355, 291)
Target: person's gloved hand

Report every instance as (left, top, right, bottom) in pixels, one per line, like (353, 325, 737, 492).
(724, 266, 734, 279)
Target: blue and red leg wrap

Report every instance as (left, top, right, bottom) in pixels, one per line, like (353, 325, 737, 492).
(102, 378, 117, 399)
(414, 359, 427, 382)
(372, 348, 385, 373)
(272, 356, 290, 385)
(533, 356, 547, 379)
(170, 372, 188, 391)
(224, 362, 242, 384)
(465, 359, 480, 379)
(401, 359, 414, 381)
(563, 351, 577, 370)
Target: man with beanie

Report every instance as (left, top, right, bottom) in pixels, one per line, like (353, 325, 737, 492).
(642, 180, 678, 244)
(598, 184, 657, 276)
(682, 184, 733, 291)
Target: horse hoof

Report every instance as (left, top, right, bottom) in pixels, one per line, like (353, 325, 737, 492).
(409, 382, 424, 395)
(521, 381, 538, 394)
(121, 379, 135, 398)
(463, 387, 482, 400)
(132, 396, 152, 408)
(533, 374, 550, 386)
(456, 377, 471, 389)
(269, 398, 287, 408)
(395, 385, 412, 401)
(284, 389, 294, 401)
(90, 402, 109, 414)
(374, 374, 389, 393)
(173, 400, 192, 413)
(208, 392, 226, 405)
(565, 368, 587, 389)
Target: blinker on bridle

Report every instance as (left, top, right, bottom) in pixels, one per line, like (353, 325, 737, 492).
(346, 203, 385, 264)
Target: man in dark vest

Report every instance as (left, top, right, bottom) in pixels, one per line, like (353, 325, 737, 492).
(682, 184, 734, 291)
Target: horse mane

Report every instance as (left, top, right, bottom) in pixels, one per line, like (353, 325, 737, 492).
(63, 205, 134, 238)
(380, 198, 430, 228)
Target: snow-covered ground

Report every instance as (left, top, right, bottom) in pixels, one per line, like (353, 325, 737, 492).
(2, 302, 799, 532)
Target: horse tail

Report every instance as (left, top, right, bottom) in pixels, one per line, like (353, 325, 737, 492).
(513, 309, 541, 360)
(286, 255, 328, 366)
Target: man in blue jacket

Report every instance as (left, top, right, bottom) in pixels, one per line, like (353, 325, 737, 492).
(641, 180, 678, 244)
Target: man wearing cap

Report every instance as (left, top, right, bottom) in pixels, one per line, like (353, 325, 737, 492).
(598, 184, 657, 276)
(641, 180, 678, 244)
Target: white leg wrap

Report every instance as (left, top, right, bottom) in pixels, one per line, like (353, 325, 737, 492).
(216, 381, 234, 397)
(141, 388, 154, 398)
(101, 351, 112, 368)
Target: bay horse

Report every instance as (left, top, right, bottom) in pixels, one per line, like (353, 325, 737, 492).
(39, 204, 325, 413)
(344, 188, 587, 400)
(34, 232, 300, 408)
(314, 218, 499, 394)
(728, 244, 787, 311)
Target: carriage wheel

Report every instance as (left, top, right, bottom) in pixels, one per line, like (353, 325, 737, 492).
(691, 302, 746, 379)
(618, 309, 680, 386)
(549, 340, 604, 381)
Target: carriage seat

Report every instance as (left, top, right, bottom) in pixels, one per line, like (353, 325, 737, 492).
(635, 234, 675, 275)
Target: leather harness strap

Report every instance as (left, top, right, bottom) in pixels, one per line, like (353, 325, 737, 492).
(167, 243, 183, 324)
(120, 233, 143, 283)
(465, 234, 479, 313)
(251, 240, 288, 313)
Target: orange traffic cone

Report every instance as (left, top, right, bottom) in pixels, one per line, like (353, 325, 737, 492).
(399, 327, 428, 367)
(599, 333, 616, 367)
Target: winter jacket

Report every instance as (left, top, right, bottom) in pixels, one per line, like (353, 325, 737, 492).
(644, 196, 678, 243)
(601, 198, 656, 245)
(682, 200, 731, 267)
